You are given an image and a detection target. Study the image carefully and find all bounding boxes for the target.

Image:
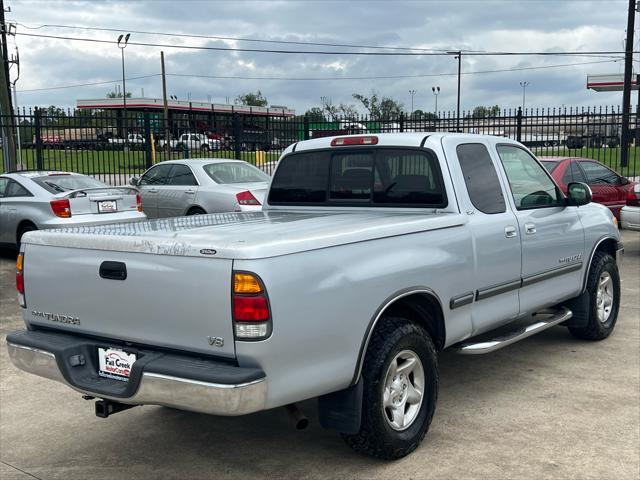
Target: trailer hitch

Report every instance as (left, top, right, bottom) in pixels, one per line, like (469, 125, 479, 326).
(94, 399, 138, 418)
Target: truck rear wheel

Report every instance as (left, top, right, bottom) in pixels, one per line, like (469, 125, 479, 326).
(568, 252, 620, 340)
(342, 317, 438, 459)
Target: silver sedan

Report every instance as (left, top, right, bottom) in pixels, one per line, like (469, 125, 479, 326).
(0, 171, 146, 248)
(131, 159, 270, 218)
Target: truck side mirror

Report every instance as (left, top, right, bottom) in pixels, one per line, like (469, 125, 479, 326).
(567, 182, 592, 206)
(129, 177, 139, 186)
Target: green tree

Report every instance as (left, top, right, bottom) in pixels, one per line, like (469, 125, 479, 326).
(468, 105, 501, 119)
(304, 107, 326, 121)
(106, 90, 132, 98)
(352, 91, 404, 119)
(235, 90, 268, 107)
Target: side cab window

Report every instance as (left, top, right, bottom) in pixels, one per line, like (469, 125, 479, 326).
(456, 143, 506, 214)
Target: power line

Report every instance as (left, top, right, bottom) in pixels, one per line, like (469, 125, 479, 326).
(15, 32, 631, 58)
(17, 74, 160, 92)
(168, 59, 620, 81)
(16, 59, 620, 93)
(14, 21, 459, 53)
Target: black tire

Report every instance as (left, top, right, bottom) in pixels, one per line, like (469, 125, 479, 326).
(186, 207, 206, 216)
(17, 222, 37, 250)
(200, 144, 210, 152)
(342, 317, 438, 460)
(568, 252, 620, 340)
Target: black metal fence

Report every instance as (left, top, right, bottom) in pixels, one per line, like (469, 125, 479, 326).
(1, 105, 638, 184)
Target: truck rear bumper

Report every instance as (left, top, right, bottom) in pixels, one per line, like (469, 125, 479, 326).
(6, 329, 267, 416)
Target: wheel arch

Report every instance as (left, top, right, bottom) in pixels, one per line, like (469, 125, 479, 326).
(16, 219, 38, 244)
(351, 287, 445, 385)
(185, 204, 207, 215)
(582, 236, 620, 293)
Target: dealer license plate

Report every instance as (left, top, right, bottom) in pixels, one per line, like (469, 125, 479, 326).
(98, 347, 136, 381)
(98, 200, 117, 213)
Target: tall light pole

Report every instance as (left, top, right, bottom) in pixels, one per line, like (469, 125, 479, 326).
(117, 33, 130, 150)
(448, 51, 462, 131)
(519, 81, 530, 113)
(431, 86, 440, 115)
(408, 89, 416, 117)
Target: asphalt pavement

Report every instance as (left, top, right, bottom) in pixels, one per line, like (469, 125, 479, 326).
(1, 230, 638, 480)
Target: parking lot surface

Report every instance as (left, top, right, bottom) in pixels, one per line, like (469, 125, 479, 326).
(1, 231, 638, 480)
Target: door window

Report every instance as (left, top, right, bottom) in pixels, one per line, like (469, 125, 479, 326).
(5, 180, 32, 197)
(578, 161, 620, 185)
(496, 145, 562, 209)
(0, 177, 8, 197)
(139, 164, 173, 185)
(457, 143, 506, 214)
(167, 164, 198, 186)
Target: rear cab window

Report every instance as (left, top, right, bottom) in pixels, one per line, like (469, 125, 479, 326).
(269, 148, 447, 208)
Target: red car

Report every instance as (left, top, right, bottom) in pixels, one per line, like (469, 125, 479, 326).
(539, 156, 636, 219)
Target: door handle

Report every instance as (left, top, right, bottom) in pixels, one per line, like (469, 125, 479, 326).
(525, 223, 536, 235)
(184, 190, 196, 195)
(505, 226, 518, 238)
(147, 189, 158, 194)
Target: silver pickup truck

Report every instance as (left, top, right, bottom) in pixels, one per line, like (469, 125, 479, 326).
(7, 133, 623, 459)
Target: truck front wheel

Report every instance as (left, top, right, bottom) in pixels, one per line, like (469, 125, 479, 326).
(568, 252, 620, 340)
(343, 317, 438, 459)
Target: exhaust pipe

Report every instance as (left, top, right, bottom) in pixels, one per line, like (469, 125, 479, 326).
(285, 403, 309, 430)
(95, 399, 138, 418)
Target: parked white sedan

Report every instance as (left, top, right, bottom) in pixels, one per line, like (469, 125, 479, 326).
(131, 159, 270, 218)
(0, 171, 145, 248)
(621, 183, 640, 231)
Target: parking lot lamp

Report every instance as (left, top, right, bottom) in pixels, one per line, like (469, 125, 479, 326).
(117, 33, 130, 149)
(520, 81, 530, 113)
(408, 89, 416, 117)
(432, 86, 440, 115)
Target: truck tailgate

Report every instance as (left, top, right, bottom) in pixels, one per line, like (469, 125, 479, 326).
(22, 244, 235, 358)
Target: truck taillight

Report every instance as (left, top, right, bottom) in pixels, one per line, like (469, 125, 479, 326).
(136, 193, 143, 212)
(626, 187, 640, 207)
(50, 199, 71, 218)
(232, 272, 271, 339)
(16, 253, 26, 308)
(236, 191, 261, 206)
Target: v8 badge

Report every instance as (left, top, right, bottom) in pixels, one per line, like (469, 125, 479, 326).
(207, 336, 225, 348)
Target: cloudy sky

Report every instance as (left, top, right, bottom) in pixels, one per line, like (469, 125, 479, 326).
(6, 0, 636, 114)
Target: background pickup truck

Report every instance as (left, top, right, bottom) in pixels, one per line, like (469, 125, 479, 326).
(7, 133, 623, 460)
(157, 133, 221, 152)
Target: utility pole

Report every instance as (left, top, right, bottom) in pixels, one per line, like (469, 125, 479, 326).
(0, 0, 16, 171)
(620, 0, 636, 168)
(161, 51, 170, 158)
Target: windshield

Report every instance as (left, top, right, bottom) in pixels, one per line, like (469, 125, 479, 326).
(33, 174, 108, 194)
(203, 162, 269, 184)
(540, 161, 560, 173)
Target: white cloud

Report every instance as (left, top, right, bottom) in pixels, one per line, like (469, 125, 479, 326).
(8, 0, 633, 113)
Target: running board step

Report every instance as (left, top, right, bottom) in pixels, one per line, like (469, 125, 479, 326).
(456, 307, 573, 355)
